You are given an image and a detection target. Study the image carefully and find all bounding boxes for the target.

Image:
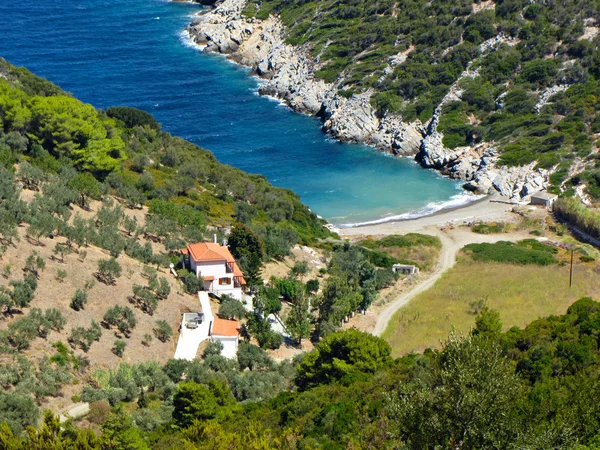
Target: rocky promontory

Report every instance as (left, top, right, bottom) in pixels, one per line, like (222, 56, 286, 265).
(187, 0, 550, 201)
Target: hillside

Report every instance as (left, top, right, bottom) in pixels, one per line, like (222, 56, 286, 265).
(0, 59, 341, 428)
(190, 0, 600, 202)
(5, 299, 600, 448)
(0, 59, 421, 434)
(3, 58, 600, 449)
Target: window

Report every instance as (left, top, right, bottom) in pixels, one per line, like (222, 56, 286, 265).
(219, 277, 231, 285)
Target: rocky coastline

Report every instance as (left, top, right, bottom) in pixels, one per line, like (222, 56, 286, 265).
(187, 0, 550, 201)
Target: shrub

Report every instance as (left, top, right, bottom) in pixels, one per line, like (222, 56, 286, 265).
(554, 197, 600, 240)
(55, 269, 68, 283)
(70, 289, 88, 311)
(96, 258, 122, 285)
(112, 339, 126, 357)
(103, 306, 136, 337)
(154, 320, 173, 342)
(463, 241, 557, 266)
(296, 329, 392, 390)
(471, 222, 506, 234)
(142, 333, 153, 346)
(181, 270, 203, 295)
(68, 321, 102, 352)
(203, 340, 223, 359)
(218, 297, 246, 320)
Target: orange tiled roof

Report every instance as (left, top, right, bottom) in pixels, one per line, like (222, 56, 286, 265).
(203, 275, 215, 281)
(212, 318, 240, 337)
(185, 242, 245, 282)
(187, 242, 232, 262)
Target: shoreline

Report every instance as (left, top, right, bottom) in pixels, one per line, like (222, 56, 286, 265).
(185, 0, 551, 203)
(338, 194, 519, 237)
(336, 192, 487, 229)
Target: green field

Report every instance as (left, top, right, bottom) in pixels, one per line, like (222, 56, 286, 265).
(382, 256, 600, 357)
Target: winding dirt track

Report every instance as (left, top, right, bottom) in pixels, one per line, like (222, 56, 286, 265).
(372, 231, 457, 336)
(371, 228, 531, 336)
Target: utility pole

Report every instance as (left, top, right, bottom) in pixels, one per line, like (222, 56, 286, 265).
(569, 248, 574, 288)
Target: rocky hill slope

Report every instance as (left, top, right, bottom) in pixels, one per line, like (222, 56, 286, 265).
(187, 0, 600, 202)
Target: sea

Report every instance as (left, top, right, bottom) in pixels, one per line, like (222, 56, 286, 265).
(0, 0, 476, 226)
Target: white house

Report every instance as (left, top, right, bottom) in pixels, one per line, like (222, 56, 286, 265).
(182, 241, 246, 300)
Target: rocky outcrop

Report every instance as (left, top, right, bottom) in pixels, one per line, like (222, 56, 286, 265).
(187, 0, 551, 201)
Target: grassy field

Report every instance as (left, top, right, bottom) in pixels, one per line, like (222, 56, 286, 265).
(382, 255, 600, 357)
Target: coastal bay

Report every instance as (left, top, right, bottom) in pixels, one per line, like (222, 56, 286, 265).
(0, 0, 469, 225)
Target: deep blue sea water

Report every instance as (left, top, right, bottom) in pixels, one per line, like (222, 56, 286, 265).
(0, 0, 472, 225)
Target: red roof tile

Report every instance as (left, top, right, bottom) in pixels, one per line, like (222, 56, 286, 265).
(212, 318, 240, 337)
(185, 242, 245, 282)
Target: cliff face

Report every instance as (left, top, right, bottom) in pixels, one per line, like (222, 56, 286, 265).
(187, 0, 549, 201)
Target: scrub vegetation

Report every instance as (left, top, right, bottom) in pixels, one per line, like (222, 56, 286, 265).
(5, 300, 600, 448)
(243, 0, 600, 197)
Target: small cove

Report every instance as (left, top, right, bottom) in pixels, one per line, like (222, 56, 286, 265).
(0, 0, 471, 225)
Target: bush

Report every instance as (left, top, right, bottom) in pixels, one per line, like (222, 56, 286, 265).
(70, 288, 88, 311)
(218, 297, 246, 320)
(106, 106, 161, 131)
(97, 258, 122, 285)
(555, 197, 600, 240)
(103, 306, 136, 337)
(471, 222, 506, 234)
(237, 342, 273, 371)
(112, 339, 126, 357)
(296, 329, 392, 390)
(203, 340, 223, 359)
(181, 270, 203, 295)
(87, 400, 111, 425)
(463, 241, 557, 266)
(68, 321, 102, 352)
(154, 320, 173, 342)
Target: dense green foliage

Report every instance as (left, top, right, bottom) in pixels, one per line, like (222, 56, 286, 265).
(463, 239, 558, 265)
(244, 0, 600, 191)
(555, 196, 600, 240)
(5, 300, 600, 447)
(296, 328, 392, 389)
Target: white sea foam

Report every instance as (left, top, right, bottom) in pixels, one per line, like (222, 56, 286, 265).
(178, 29, 206, 51)
(338, 193, 485, 228)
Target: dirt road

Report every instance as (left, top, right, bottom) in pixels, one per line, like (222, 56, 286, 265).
(339, 199, 531, 336)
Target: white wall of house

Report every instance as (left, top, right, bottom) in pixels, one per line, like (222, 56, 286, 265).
(191, 259, 242, 300)
(212, 335, 239, 359)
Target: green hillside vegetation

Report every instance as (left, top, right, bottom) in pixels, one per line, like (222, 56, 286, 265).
(243, 0, 600, 197)
(463, 238, 558, 265)
(6, 301, 600, 447)
(554, 196, 600, 240)
(0, 58, 334, 262)
(0, 60, 411, 437)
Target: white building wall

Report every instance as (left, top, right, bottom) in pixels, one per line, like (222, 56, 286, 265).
(212, 335, 239, 359)
(191, 259, 242, 300)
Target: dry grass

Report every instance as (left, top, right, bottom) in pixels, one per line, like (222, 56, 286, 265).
(0, 195, 202, 369)
(382, 256, 600, 357)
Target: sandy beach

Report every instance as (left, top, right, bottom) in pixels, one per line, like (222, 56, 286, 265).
(338, 195, 519, 238)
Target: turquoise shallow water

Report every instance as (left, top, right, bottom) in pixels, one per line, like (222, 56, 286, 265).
(0, 0, 471, 225)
